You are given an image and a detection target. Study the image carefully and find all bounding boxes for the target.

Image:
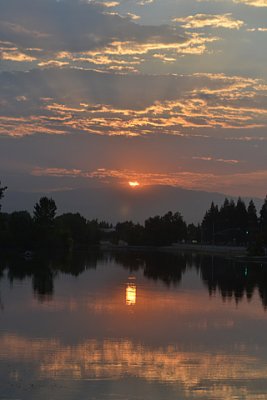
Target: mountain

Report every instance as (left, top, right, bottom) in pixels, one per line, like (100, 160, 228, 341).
(1, 185, 263, 225)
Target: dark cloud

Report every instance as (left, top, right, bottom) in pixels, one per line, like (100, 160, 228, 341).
(0, 0, 185, 53)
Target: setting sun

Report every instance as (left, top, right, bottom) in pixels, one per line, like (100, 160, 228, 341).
(128, 181, 140, 188)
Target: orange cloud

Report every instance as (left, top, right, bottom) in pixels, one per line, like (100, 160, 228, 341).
(1, 73, 266, 139)
(197, 0, 267, 6)
(1, 51, 36, 62)
(174, 13, 244, 30)
(31, 167, 267, 197)
(87, 35, 219, 57)
(234, 0, 267, 6)
(0, 116, 67, 137)
(37, 60, 69, 68)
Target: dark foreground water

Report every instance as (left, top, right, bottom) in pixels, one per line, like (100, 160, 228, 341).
(1, 250, 267, 400)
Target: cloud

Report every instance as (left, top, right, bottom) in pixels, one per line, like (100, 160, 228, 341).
(197, 0, 267, 6)
(93, 1, 120, 6)
(85, 34, 218, 58)
(137, 0, 155, 5)
(0, 0, 224, 73)
(247, 27, 267, 32)
(174, 13, 244, 30)
(37, 60, 69, 68)
(31, 166, 267, 197)
(233, 0, 267, 6)
(125, 13, 141, 20)
(0, 51, 36, 62)
(0, 0, 186, 56)
(0, 69, 266, 138)
(192, 156, 241, 164)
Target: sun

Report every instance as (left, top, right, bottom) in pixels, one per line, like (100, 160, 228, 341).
(128, 181, 140, 188)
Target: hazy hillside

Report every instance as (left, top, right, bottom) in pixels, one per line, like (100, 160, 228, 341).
(2, 186, 263, 225)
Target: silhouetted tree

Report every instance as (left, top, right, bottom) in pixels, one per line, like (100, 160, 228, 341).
(0, 181, 7, 211)
(219, 198, 236, 231)
(116, 221, 145, 245)
(9, 211, 33, 248)
(246, 199, 264, 256)
(201, 202, 219, 243)
(234, 197, 248, 244)
(0, 182, 8, 247)
(260, 196, 267, 245)
(187, 223, 201, 243)
(55, 213, 88, 248)
(87, 219, 101, 245)
(33, 197, 57, 247)
(34, 197, 57, 225)
(247, 200, 258, 242)
(145, 211, 187, 246)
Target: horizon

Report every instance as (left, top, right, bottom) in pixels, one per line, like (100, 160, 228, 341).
(1, 184, 265, 225)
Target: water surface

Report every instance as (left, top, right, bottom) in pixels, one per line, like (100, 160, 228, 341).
(1, 251, 267, 399)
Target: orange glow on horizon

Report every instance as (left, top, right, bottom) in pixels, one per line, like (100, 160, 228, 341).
(128, 181, 140, 188)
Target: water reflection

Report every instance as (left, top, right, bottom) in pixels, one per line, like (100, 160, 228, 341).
(1, 333, 267, 399)
(1, 250, 267, 309)
(1, 250, 267, 399)
(126, 281, 137, 306)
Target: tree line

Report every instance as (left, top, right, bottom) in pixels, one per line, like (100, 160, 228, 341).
(0, 180, 267, 254)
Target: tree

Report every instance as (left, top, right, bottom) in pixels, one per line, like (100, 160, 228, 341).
(9, 211, 33, 248)
(116, 221, 145, 245)
(0, 181, 7, 211)
(260, 196, 267, 245)
(33, 197, 57, 247)
(0, 182, 8, 246)
(34, 197, 57, 226)
(187, 223, 201, 243)
(201, 202, 219, 243)
(234, 197, 248, 244)
(145, 211, 187, 246)
(55, 213, 88, 248)
(247, 200, 258, 242)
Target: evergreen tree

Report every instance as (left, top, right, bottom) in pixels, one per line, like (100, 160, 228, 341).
(235, 197, 248, 244)
(0, 182, 8, 245)
(260, 196, 267, 245)
(0, 181, 7, 211)
(218, 198, 237, 243)
(247, 200, 258, 242)
(201, 202, 219, 243)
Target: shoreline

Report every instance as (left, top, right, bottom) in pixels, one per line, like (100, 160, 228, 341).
(101, 243, 267, 262)
(167, 243, 247, 256)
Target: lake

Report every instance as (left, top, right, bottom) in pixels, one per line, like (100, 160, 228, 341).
(1, 250, 267, 400)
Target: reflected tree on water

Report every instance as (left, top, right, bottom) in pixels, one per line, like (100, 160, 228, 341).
(1, 250, 267, 308)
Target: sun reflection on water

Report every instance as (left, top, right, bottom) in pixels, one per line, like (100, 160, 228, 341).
(126, 282, 136, 306)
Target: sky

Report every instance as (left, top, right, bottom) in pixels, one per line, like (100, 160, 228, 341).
(0, 0, 267, 200)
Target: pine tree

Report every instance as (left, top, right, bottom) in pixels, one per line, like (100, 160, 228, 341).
(260, 196, 267, 245)
(202, 202, 219, 243)
(235, 197, 248, 244)
(247, 200, 258, 241)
